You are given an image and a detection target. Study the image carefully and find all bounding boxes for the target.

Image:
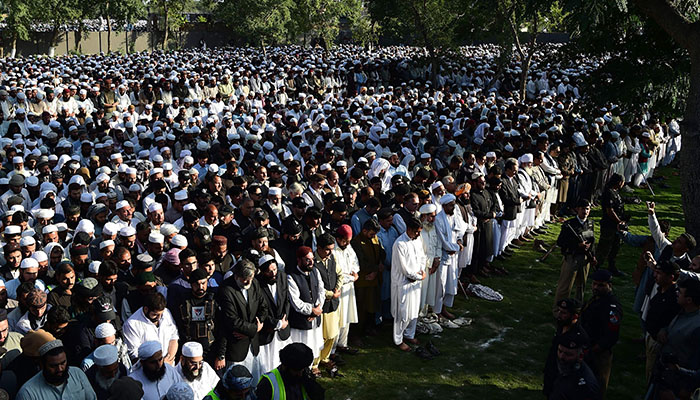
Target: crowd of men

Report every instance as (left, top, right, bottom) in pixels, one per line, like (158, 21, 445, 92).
(0, 43, 695, 400)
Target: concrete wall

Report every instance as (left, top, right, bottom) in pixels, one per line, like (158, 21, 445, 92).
(5, 30, 236, 57)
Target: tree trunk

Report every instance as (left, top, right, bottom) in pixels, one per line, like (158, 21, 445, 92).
(107, 15, 112, 53)
(10, 36, 17, 58)
(680, 56, 700, 251)
(162, 4, 169, 50)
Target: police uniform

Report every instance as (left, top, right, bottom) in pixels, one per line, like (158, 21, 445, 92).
(554, 215, 595, 308)
(596, 185, 625, 274)
(580, 274, 622, 397)
(548, 331, 600, 400)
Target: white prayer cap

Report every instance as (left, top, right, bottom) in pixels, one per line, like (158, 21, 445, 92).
(100, 240, 115, 250)
(160, 224, 178, 236)
(116, 200, 130, 210)
(76, 220, 95, 234)
(518, 153, 534, 164)
(504, 144, 514, 152)
(95, 322, 116, 339)
(93, 344, 118, 367)
(12, 156, 22, 164)
(88, 261, 101, 274)
(166, 382, 194, 400)
(26, 176, 39, 187)
(183, 203, 197, 211)
(430, 182, 444, 191)
(486, 151, 497, 158)
(32, 251, 48, 263)
(19, 236, 36, 247)
(119, 226, 136, 237)
(258, 254, 276, 268)
(642, 132, 651, 138)
(117, 164, 128, 173)
(148, 232, 164, 244)
(152, 155, 164, 163)
(80, 193, 93, 203)
(96, 173, 110, 183)
(163, 163, 173, 171)
(471, 171, 484, 180)
(149, 168, 164, 177)
(421, 153, 431, 159)
(174, 190, 188, 201)
(20, 258, 39, 269)
(138, 340, 162, 359)
(337, 160, 347, 167)
(102, 222, 118, 236)
(171, 234, 188, 247)
(148, 202, 163, 213)
(439, 193, 456, 205)
(268, 187, 282, 196)
(43, 224, 58, 234)
(181, 342, 204, 358)
(420, 204, 437, 214)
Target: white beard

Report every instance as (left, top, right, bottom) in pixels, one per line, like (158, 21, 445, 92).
(267, 201, 283, 215)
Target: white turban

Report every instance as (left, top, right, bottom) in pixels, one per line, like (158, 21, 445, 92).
(439, 193, 457, 205)
(419, 204, 437, 214)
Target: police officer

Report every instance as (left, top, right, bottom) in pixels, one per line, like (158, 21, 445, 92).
(172, 268, 218, 363)
(554, 198, 596, 309)
(596, 173, 627, 277)
(543, 298, 590, 398)
(580, 269, 622, 398)
(548, 326, 600, 400)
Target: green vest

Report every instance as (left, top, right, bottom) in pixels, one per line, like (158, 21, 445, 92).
(259, 368, 310, 400)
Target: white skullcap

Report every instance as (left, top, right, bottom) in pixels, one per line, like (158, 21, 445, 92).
(95, 322, 117, 339)
(174, 190, 188, 201)
(181, 342, 204, 358)
(138, 340, 162, 359)
(486, 151, 497, 158)
(26, 176, 39, 187)
(165, 382, 194, 400)
(439, 193, 457, 205)
(96, 173, 109, 182)
(88, 261, 101, 274)
(148, 232, 164, 244)
(171, 234, 188, 247)
(36, 208, 55, 219)
(430, 182, 444, 191)
(4, 225, 21, 235)
(76, 220, 95, 234)
(519, 153, 534, 164)
(119, 226, 136, 237)
(183, 203, 197, 212)
(148, 203, 163, 213)
(12, 156, 22, 164)
(93, 344, 118, 367)
(268, 187, 282, 196)
(19, 236, 36, 247)
(419, 204, 438, 214)
(116, 200, 130, 210)
(20, 258, 39, 269)
(102, 222, 118, 236)
(31, 251, 48, 263)
(43, 224, 58, 234)
(160, 224, 178, 236)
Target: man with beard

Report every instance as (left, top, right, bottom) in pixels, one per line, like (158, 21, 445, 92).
(85, 344, 128, 400)
(543, 298, 589, 398)
(470, 172, 497, 277)
(211, 236, 234, 275)
(256, 255, 291, 375)
(418, 204, 441, 315)
(123, 292, 179, 365)
(391, 216, 426, 351)
(393, 192, 420, 235)
(16, 339, 96, 400)
(16, 288, 50, 334)
(263, 187, 291, 234)
(128, 341, 182, 400)
(434, 194, 466, 323)
(81, 322, 132, 373)
(331, 225, 360, 356)
(548, 332, 600, 400)
(171, 268, 217, 361)
(0, 308, 23, 393)
(271, 218, 304, 273)
(287, 246, 325, 378)
(175, 342, 219, 400)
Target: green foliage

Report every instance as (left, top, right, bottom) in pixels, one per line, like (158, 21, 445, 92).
(217, 0, 293, 46)
(1, 0, 34, 43)
(288, 0, 363, 48)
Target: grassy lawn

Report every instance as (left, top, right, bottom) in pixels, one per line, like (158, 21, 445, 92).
(322, 167, 684, 399)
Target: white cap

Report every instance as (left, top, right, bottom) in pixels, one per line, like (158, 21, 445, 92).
(93, 344, 118, 366)
(419, 203, 437, 214)
(138, 341, 162, 359)
(171, 234, 188, 247)
(148, 203, 163, 213)
(268, 187, 282, 196)
(19, 236, 36, 247)
(88, 261, 101, 274)
(174, 190, 188, 201)
(181, 342, 204, 358)
(119, 226, 136, 237)
(4, 225, 21, 235)
(31, 251, 48, 263)
(20, 258, 39, 269)
(99, 240, 115, 249)
(102, 222, 118, 236)
(42, 224, 58, 234)
(95, 322, 117, 339)
(148, 232, 164, 244)
(116, 200, 130, 210)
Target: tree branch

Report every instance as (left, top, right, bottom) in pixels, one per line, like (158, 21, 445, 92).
(629, 0, 696, 51)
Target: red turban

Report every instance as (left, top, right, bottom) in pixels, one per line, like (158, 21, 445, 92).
(296, 246, 313, 259)
(336, 224, 353, 240)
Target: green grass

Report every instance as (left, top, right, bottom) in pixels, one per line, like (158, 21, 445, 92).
(322, 167, 684, 399)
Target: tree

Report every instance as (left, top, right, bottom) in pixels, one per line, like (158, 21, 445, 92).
(218, 0, 293, 54)
(1, 0, 36, 57)
(153, 0, 192, 49)
(289, 0, 363, 49)
(33, 0, 82, 56)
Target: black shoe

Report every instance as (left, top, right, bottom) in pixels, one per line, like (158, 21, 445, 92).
(329, 354, 346, 366)
(535, 228, 548, 234)
(503, 248, 514, 255)
(509, 244, 521, 249)
(425, 341, 440, 356)
(414, 347, 434, 360)
(496, 255, 507, 261)
(336, 346, 359, 355)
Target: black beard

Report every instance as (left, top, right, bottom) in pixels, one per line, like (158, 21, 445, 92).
(183, 366, 202, 382)
(144, 364, 167, 381)
(44, 368, 69, 385)
(96, 370, 121, 390)
(264, 274, 277, 285)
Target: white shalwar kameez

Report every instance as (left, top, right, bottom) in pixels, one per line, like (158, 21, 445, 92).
(332, 243, 359, 350)
(175, 361, 220, 400)
(288, 267, 326, 358)
(391, 232, 426, 345)
(434, 208, 466, 314)
(419, 222, 440, 312)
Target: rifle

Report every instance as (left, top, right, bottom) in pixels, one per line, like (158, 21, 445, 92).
(564, 221, 598, 269)
(538, 242, 558, 262)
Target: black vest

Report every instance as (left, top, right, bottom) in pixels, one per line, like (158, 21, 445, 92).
(316, 257, 339, 313)
(303, 188, 324, 210)
(178, 292, 216, 349)
(288, 267, 321, 330)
